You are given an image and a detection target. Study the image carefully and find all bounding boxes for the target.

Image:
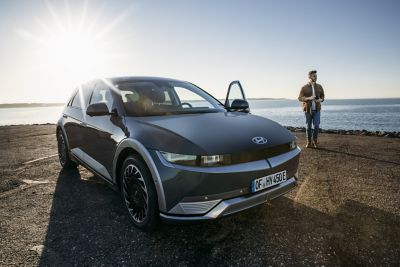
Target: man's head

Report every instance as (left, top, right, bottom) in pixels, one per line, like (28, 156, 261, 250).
(308, 70, 317, 83)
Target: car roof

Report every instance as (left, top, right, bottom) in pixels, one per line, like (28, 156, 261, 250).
(107, 76, 186, 84)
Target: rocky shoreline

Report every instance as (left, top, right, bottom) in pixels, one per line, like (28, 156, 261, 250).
(285, 126, 400, 138)
(0, 123, 399, 138)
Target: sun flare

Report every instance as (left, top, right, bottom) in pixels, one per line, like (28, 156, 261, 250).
(38, 29, 102, 76)
(17, 1, 134, 85)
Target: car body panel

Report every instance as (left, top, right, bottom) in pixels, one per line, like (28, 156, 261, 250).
(57, 76, 301, 221)
(63, 107, 87, 150)
(112, 138, 167, 212)
(83, 115, 126, 178)
(150, 147, 300, 212)
(160, 177, 297, 221)
(127, 111, 294, 155)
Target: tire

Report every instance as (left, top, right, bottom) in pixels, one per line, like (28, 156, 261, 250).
(57, 130, 78, 169)
(120, 155, 159, 231)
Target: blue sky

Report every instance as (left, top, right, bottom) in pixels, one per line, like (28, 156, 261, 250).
(0, 0, 399, 103)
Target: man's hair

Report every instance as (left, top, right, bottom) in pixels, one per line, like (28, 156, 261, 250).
(308, 70, 317, 76)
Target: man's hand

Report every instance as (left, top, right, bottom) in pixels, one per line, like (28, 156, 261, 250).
(314, 99, 321, 103)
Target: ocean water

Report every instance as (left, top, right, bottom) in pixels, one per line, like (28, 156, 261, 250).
(0, 106, 65, 126)
(249, 98, 400, 132)
(0, 99, 399, 132)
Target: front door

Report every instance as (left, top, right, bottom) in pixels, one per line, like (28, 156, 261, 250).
(83, 81, 124, 181)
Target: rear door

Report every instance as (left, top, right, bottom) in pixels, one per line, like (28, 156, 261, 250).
(63, 85, 91, 151)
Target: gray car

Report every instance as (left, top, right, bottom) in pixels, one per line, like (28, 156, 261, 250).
(56, 77, 300, 230)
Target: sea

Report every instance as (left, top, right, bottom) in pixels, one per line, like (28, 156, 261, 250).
(0, 99, 399, 132)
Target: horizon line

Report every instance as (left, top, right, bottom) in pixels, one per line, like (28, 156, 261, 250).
(0, 97, 399, 106)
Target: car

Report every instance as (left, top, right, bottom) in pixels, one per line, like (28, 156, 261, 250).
(56, 77, 301, 230)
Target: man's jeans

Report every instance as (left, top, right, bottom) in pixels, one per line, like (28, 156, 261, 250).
(305, 111, 320, 141)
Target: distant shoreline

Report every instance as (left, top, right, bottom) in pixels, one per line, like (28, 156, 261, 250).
(1, 97, 399, 108)
(0, 123, 398, 138)
(0, 103, 64, 109)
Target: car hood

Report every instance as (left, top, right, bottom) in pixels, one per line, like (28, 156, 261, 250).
(125, 111, 294, 155)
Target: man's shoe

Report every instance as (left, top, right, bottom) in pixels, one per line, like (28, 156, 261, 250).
(306, 140, 312, 148)
(312, 139, 318, 148)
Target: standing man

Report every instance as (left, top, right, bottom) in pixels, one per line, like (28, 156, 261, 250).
(298, 70, 325, 148)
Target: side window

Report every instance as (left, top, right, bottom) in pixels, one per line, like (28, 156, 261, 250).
(90, 83, 114, 111)
(81, 82, 95, 108)
(173, 86, 214, 108)
(71, 89, 82, 109)
(164, 91, 172, 105)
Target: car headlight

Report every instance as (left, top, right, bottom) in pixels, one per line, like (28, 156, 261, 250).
(200, 155, 229, 166)
(160, 151, 197, 166)
(160, 152, 231, 167)
(289, 139, 297, 150)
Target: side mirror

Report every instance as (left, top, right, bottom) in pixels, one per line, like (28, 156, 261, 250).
(86, 102, 113, 116)
(225, 80, 250, 113)
(230, 99, 249, 112)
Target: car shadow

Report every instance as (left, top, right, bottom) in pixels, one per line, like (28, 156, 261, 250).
(39, 169, 400, 266)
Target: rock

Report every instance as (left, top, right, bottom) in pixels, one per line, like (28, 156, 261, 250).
(22, 179, 49, 185)
(378, 131, 386, 137)
(30, 245, 45, 255)
(384, 133, 395, 138)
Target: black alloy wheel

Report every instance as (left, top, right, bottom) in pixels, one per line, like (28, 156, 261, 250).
(57, 131, 77, 169)
(121, 155, 158, 230)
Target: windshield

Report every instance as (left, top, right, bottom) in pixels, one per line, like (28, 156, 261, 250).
(116, 80, 225, 116)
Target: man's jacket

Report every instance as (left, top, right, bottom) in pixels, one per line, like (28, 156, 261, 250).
(298, 83, 325, 112)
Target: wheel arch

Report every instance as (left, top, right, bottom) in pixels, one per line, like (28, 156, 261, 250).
(114, 147, 141, 188)
(113, 138, 167, 212)
(56, 123, 70, 151)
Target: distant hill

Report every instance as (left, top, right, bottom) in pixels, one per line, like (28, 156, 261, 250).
(0, 103, 64, 109)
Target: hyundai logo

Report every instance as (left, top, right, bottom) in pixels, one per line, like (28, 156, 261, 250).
(252, 136, 268, 144)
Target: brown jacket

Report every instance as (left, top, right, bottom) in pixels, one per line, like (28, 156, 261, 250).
(298, 83, 325, 112)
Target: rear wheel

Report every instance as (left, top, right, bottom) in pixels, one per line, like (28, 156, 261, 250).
(121, 155, 159, 230)
(57, 130, 77, 169)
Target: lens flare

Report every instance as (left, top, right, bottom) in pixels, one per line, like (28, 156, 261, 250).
(16, 0, 134, 87)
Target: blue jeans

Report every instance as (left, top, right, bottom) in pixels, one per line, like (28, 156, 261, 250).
(305, 111, 320, 140)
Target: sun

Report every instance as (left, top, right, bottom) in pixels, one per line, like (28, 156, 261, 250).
(17, 1, 134, 84)
(39, 29, 100, 74)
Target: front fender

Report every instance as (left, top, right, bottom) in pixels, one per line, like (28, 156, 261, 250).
(113, 138, 167, 212)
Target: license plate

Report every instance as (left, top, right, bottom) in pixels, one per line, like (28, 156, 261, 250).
(251, 170, 287, 192)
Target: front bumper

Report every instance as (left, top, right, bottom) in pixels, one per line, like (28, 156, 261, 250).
(149, 146, 301, 218)
(160, 176, 297, 221)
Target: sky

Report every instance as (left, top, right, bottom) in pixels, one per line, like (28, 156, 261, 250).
(0, 0, 399, 103)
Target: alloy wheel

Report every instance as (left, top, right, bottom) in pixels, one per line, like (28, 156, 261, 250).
(122, 164, 149, 223)
(57, 133, 67, 166)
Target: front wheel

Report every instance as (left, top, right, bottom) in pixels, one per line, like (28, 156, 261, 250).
(120, 155, 159, 230)
(57, 130, 77, 169)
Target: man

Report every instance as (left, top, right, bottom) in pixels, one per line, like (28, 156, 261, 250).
(298, 70, 325, 148)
